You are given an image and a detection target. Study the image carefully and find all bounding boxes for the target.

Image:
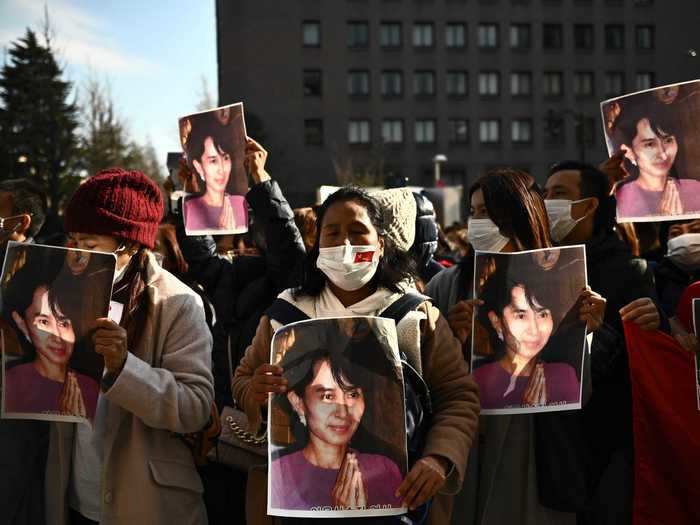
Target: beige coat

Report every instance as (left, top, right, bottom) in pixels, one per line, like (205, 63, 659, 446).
(232, 296, 480, 525)
(45, 254, 214, 525)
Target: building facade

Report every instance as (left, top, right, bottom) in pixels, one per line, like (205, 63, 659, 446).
(216, 0, 700, 207)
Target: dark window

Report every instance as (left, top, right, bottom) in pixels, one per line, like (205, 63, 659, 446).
(448, 119, 469, 144)
(479, 119, 501, 143)
(543, 72, 563, 96)
(574, 24, 593, 50)
(605, 25, 625, 50)
(511, 119, 533, 144)
(447, 71, 468, 96)
(347, 70, 370, 96)
(348, 21, 369, 48)
(381, 119, 404, 143)
(604, 72, 625, 97)
(574, 72, 594, 96)
(348, 120, 371, 144)
(381, 71, 403, 96)
(446, 23, 466, 48)
(478, 23, 499, 48)
(415, 119, 436, 144)
(635, 72, 655, 90)
(543, 24, 563, 49)
(509, 24, 531, 49)
(544, 113, 565, 145)
(380, 22, 402, 48)
(304, 119, 323, 145)
(303, 70, 322, 96)
(302, 21, 321, 47)
(510, 72, 532, 96)
(479, 71, 500, 96)
(636, 25, 654, 49)
(414, 70, 436, 96)
(413, 23, 434, 47)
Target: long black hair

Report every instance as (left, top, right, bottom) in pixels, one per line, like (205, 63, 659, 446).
(294, 186, 416, 298)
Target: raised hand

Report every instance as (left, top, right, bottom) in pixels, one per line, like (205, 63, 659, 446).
(522, 363, 547, 407)
(619, 298, 660, 331)
(578, 288, 607, 332)
(58, 370, 87, 417)
(244, 137, 271, 184)
(249, 364, 287, 406)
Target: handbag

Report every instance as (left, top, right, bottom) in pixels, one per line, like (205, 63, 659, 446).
(208, 405, 267, 470)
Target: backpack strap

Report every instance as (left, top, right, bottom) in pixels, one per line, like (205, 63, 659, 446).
(379, 292, 431, 324)
(265, 298, 310, 326)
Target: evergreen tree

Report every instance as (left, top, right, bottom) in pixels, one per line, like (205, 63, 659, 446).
(0, 29, 79, 212)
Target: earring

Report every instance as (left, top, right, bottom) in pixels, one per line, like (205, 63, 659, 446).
(497, 330, 504, 341)
(299, 414, 306, 426)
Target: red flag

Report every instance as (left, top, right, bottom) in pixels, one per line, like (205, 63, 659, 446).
(623, 322, 700, 525)
(353, 251, 374, 263)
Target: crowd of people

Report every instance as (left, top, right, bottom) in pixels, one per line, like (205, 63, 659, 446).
(0, 133, 698, 525)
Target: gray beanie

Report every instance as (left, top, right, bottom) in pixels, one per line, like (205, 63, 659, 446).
(372, 188, 418, 251)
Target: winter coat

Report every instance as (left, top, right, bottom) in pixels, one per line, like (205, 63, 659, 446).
(653, 257, 700, 318)
(45, 253, 214, 525)
(411, 192, 443, 283)
(176, 180, 305, 409)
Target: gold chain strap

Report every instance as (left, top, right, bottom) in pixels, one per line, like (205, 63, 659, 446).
(226, 414, 267, 446)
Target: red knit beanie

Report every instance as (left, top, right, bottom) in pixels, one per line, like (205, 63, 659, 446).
(64, 168, 163, 249)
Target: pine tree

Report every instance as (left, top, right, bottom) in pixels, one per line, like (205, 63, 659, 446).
(0, 29, 79, 212)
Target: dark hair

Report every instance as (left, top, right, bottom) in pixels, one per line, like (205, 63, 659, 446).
(547, 160, 616, 235)
(0, 178, 47, 237)
(156, 223, 189, 277)
(610, 99, 681, 185)
(111, 245, 151, 350)
(183, 111, 236, 172)
(295, 186, 417, 298)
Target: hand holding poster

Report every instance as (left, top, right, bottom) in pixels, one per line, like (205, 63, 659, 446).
(178, 102, 249, 235)
(267, 316, 408, 518)
(600, 79, 700, 222)
(1, 242, 115, 425)
(471, 246, 588, 414)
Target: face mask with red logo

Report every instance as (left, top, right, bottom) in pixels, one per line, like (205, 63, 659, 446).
(316, 241, 380, 292)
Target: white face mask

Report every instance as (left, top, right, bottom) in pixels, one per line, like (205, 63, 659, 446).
(316, 242, 380, 292)
(667, 233, 700, 272)
(545, 199, 588, 243)
(467, 218, 509, 252)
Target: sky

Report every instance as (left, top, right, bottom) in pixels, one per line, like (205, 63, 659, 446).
(0, 0, 218, 173)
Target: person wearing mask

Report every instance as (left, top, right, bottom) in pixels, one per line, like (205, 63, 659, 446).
(0, 178, 50, 525)
(233, 186, 479, 524)
(45, 168, 214, 525)
(426, 168, 606, 525)
(543, 160, 665, 525)
(411, 192, 444, 282)
(653, 219, 700, 318)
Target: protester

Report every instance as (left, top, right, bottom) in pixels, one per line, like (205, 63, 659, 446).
(411, 192, 444, 282)
(44, 168, 214, 525)
(0, 178, 50, 525)
(544, 160, 666, 525)
(427, 168, 606, 525)
(232, 186, 479, 524)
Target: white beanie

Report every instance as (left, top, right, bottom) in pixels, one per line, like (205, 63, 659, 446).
(372, 188, 418, 252)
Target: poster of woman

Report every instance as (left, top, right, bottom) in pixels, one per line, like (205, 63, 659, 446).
(601, 79, 700, 222)
(1, 242, 115, 425)
(267, 316, 408, 518)
(471, 246, 588, 415)
(178, 102, 249, 235)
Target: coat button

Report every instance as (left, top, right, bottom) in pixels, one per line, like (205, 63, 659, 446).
(104, 491, 113, 504)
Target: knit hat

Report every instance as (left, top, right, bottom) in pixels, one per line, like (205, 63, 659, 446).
(372, 188, 417, 252)
(64, 168, 163, 249)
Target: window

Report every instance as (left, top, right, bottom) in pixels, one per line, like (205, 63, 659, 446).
(415, 119, 436, 144)
(413, 23, 434, 47)
(348, 120, 371, 144)
(574, 72, 595, 96)
(544, 113, 565, 145)
(543, 24, 563, 49)
(636, 25, 654, 49)
(636, 72, 655, 90)
(511, 119, 533, 143)
(448, 119, 469, 144)
(414, 70, 436, 96)
(577, 117, 596, 147)
(510, 24, 531, 49)
(574, 24, 593, 50)
(510, 72, 532, 96)
(380, 22, 402, 48)
(543, 72, 563, 96)
(479, 71, 500, 96)
(604, 72, 625, 97)
(382, 119, 404, 144)
(303, 70, 322, 96)
(347, 70, 370, 96)
(446, 71, 468, 96)
(478, 24, 499, 48)
(348, 21, 369, 48)
(605, 25, 625, 50)
(302, 21, 320, 47)
(381, 70, 403, 96)
(446, 23, 466, 48)
(304, 119, 323, 146)
(479, 119, 501, 143)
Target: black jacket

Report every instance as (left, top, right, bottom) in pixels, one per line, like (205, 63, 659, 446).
(177, 180, 305, 409)
(411, 192, 443, 283)
(653, 257, 700, 318)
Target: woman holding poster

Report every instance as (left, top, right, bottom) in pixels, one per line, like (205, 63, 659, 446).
(233, 187, 479, 523)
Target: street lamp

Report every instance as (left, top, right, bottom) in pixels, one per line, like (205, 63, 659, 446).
(432, 154, 447, 186)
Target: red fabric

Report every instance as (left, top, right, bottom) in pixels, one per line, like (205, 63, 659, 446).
(64, 168, 163, 249)
(675, 281, 700, 333)
(623, 322, 700, 525)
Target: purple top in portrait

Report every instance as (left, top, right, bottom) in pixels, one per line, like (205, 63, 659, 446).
(616, 179, 700, 219)
(473, 361, 580, 410)
(184, 194, 248, 232)
(269, 449, 404, 511)
(3, 362, 99, 420)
